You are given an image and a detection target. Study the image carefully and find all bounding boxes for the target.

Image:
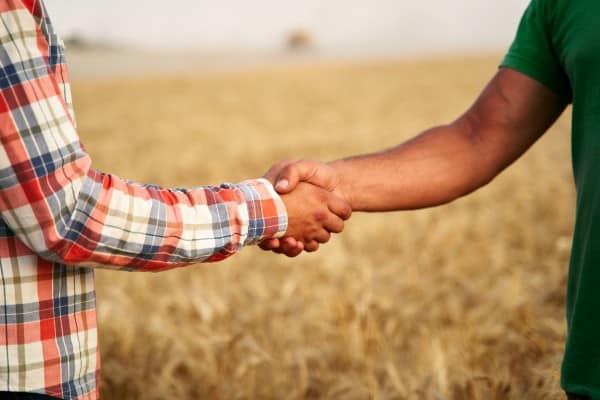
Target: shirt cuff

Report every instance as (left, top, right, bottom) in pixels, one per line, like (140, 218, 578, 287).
(229, 178, 288, 245)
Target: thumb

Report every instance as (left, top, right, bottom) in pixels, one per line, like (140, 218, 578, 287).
(275, 160, 337, 194)
(263, 159, 296, 185)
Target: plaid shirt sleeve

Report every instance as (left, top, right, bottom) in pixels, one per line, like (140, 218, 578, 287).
(0, 3, 288, 271)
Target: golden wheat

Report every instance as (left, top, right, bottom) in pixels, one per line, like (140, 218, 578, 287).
(71, 56, 574, 400)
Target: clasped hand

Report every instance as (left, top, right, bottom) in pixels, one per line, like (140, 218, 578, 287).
(261, 160, 351, 257)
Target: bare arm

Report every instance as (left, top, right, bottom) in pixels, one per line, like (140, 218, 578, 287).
(261, 68, 567, 255)
(275, 68, 567, 212)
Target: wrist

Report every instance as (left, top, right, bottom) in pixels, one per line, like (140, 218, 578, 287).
(328, 159, 356, 211)
(240, 178, 288, 242)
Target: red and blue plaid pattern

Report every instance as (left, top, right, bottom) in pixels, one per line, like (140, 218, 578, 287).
(0, 1, 287, 398)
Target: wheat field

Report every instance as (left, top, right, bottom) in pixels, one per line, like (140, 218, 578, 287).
(71, 56, 575, 400)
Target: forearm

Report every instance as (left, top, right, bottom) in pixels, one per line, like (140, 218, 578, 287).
(330, 119, 502, 212)
(329, 68, 569, 213)
(50, 170, 287, 270)
(2, 149, 287, 270)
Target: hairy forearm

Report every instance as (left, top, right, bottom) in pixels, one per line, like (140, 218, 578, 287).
(328, 69, 568, 213)
(330, 118, 503, 212)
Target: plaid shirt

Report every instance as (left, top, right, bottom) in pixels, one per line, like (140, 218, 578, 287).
(0, 1, 288, 398)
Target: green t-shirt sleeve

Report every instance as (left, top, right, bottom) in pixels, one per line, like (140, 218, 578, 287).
(500, 0, 572, 102)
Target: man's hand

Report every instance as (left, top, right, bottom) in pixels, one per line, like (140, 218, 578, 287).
(263, 159, 342, 194)
(261, 160, 351, 257)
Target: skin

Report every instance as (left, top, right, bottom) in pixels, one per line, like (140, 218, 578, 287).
(262, 68, 568, 255)
(278, 181, 351, 254)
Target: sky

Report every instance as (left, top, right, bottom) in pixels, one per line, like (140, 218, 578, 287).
(46, 1, 531, 56)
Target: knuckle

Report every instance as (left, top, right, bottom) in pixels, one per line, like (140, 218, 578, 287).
(313, 209, 329, 222)
(304, 241, 318, 252)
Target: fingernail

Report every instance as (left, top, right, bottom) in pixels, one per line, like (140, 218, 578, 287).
(275, 179, 289, 190)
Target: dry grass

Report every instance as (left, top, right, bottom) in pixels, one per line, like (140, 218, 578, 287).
(71, 56, 574, 400)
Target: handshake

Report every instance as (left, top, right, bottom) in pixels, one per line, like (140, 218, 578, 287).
(260, 159, 352, 257)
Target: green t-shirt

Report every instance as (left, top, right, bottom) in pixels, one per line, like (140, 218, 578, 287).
(501, 0, 600, 397)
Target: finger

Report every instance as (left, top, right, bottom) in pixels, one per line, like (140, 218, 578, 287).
(260, 237, 300, 255)
(263, 159, 297, 185)
(280, 236, 300, 249)
(259, 238, 280, 251)
(327, 193, 352, 221)
(312, 229, 331, 244)
(280, 240, 304, 257)
(275, 160, 337, 194)
(323, 214, 345, 234)
(303, 241, 319, 252)
(284, 244, 304, 258)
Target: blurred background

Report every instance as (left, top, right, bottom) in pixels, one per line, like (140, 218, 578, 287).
(46, 1, 574, 399)
(47, 0, 530, 77)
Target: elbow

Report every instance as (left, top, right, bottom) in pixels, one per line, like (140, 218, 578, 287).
(450, 172, 496, 203)
(25, 232, 81, 265)
(16, 207, 92, 266)
(436, 153, 499, 207)
(452, 117, 505, 196)
(5, 158, 97, 265)
(435, 173, 495, 208)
